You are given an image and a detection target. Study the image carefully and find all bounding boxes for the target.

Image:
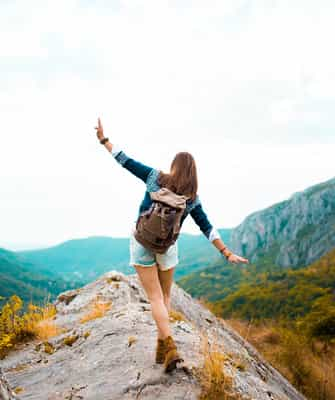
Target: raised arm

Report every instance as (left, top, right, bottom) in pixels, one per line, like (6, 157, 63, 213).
(95, 117, 154, 183)
(190, 197, 249, 265)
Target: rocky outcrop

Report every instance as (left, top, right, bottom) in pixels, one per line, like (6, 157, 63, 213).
(0, 370, 19, 400)
(230, 176, 335, 267)
(1, 271, 305, 400)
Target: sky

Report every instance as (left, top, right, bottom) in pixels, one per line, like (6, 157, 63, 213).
(1, 0, 334, 250)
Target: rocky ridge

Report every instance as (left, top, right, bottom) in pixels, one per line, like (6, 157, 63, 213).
(1, 271, 305, 400)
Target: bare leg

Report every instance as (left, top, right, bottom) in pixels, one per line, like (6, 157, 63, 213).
(134, 264, 171, 340)
(157, 267, 175, 313)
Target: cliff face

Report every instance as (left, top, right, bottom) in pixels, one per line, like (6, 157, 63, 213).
(230, 177, 335, 267)
(0, 271, 304, 400)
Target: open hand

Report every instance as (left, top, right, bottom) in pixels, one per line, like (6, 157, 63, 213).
(94, 117, 104, 141)
(227, 253, 249, 264)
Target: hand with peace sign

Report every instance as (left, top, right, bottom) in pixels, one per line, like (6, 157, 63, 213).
(94, 117, 113, 152)
(94, 117, 105, 142)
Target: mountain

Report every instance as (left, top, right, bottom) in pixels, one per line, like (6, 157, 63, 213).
(0, 270, 304, 400)
(16, 229, 232, 283)
(230, 176, 335, 267)
(0, 247, 80, 307)
(176, 176, 335, 305)
(16, 176, 335, 289)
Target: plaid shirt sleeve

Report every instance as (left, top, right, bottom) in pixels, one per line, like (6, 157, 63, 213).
(111, 145, 154, 183)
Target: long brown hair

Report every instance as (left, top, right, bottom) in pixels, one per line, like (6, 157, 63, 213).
(157, 152, 198, 201)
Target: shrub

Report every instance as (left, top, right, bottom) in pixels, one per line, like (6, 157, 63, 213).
(0, 295, 62, 359)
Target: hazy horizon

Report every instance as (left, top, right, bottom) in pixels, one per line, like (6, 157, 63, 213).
(2, 173, 334, 252)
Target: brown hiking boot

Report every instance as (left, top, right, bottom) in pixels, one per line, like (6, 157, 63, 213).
(155, 338, 166, 364)
(162, 335, 184, 373)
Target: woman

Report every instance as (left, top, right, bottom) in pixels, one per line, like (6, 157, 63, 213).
(94, 117, 249, 373)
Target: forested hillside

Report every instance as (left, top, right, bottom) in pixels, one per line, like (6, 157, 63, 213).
(212, 248, 335, 329)
(0, 248, 80, 308)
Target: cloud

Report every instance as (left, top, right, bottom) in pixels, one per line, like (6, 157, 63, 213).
(0, 0, 334, 247)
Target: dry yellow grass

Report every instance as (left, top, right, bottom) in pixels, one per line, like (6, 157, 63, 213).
(83, 331, 91, 339)
(7, 363, 29, 372)
(43, 341, 55, 354)
(33, 319, 64, 341)
(63, 334, 79, 346)
(22, 297, 65, 341)
(128, 335, 137, 347)
(105, 276, 121, 287)
(169, 308, 186, 322)
(193, 331, 242, 400)
(80, 298, 112, 324)
(226, 319, 335, 400)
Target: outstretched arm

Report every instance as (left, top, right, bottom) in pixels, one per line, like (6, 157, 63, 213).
(95, 117, 154, 183)
(190, 198, 249, 265)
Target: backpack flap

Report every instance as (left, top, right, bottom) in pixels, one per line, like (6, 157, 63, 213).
(149, 188, 188, 210)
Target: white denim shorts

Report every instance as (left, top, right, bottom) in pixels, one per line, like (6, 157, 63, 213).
(129, 225, 178, 271)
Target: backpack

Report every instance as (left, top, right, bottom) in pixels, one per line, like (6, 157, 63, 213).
(134, 187, 189, 254)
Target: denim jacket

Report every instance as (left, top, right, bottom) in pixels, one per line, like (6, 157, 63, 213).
(111, 145, 221, 243)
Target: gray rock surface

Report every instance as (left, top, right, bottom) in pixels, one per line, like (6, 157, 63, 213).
(230, 176, 335, 267)
(1, 271, 305, 400)
(0, 369, 19, 400)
